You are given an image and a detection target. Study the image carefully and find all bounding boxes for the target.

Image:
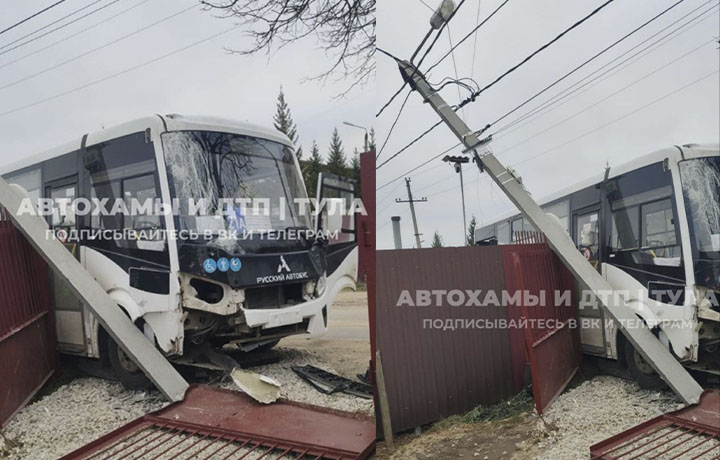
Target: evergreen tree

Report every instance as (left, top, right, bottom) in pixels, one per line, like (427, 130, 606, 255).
(431, 230, 444, 248)
(325, 127, 347, 176)
(273, 86, 302, 159)
(350, 148, 361, 198)
(467, 215, 477, 246)
(368, 127, 377, 152)
(303, 140, 323, 198)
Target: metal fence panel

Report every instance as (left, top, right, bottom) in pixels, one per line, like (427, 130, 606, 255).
(502, 243, 580, 414)
(376, 246, 516, 433)
(0, 214, 55, 427)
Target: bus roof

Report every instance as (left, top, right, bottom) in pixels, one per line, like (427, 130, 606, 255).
(479, 143, 720, 228)
(0, 114, 294, 176)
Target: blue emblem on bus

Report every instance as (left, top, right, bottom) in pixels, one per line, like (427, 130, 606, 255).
(203, 258, 217, 273)
(230, 258, 242, 272)
(217, 257, 230, 272)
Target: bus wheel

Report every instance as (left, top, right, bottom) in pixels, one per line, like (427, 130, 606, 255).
(624, 340, 665, 390)
(106, 335, 152, 391)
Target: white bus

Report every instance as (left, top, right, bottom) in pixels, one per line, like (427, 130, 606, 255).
(1, 114, 359, 389)
(475, 143, 720, 388)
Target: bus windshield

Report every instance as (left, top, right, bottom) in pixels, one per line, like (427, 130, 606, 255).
(163, 131, 310, 236)
(679, 157, 720, 289)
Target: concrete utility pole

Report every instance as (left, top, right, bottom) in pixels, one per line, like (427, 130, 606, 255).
(0, 178, 189, 402)
(397, 59, 703, 405)
(396, 177, 427, 248)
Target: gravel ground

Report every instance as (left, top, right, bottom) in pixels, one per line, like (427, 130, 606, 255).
(0, 378, 166, 460)
(533, 375, 683, 459)
(0, 347, 371, 460)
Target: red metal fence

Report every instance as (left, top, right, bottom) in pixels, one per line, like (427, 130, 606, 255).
(502, 243, 580, 414)
(0, 212, 55, 427)
(60, 385, 375, 460)
(376, 243, 580, 432)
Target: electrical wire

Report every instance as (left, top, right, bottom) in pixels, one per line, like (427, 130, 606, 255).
(377, 142, 462, 190)
(426, 0, 512, 74)
(0, 0, 155, 71)
(0, 0, 123, 57)
(0, 0, 68, 37)
(497, 38, 716, 157)
(376, 120, 444, 169)
(0, 25, 240, 119)
(0, 4, 199, 92)
(493, 0, 718, 136)
(511, 68, 720, 168)
(377, 90, 411, 159)
(457, 0, 618, 109)
(481, 0, 689, 131)
(382, 0, 619, 170)
(377, 0, 468, 118)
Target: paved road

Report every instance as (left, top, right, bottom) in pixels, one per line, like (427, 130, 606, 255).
(283, 289, 371, 378)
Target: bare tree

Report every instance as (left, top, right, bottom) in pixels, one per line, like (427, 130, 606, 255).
(201, 0, 375, 96)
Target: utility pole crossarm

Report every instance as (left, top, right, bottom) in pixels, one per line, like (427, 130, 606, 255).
(397, 59, 703, 405)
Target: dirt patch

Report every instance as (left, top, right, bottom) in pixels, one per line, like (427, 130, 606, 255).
(377, 415, 538, 460)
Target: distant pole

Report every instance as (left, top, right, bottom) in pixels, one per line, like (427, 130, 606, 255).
(391, 216, 403, 249)
(396, 178, 427, 248)
(459, 164, 467, 245)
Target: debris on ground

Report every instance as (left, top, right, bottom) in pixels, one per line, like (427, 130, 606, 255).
(230, 368, 282, 404)
(292, 364, 374, 399)
(218, 348, 374, 414)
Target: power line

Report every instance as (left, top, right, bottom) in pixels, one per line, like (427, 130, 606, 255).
(457, 0, 619, 109)
(0, 0, 68, 37)
(377, 142, 461, 190)
(426, 0, 512, 74)
(383, 0, 619, 170)
(511, 68, 719, 167)
(376, 89, 411, 159)
(376, 120, 444, 169)
(0, 25, 240, 119)
(483, 0, 689, 132)
(376, 0, 467, 118)
(468, 0, 484, 122)
(497, 38, 716, 157)
(0, 0, 154, 71)
(494, 2, 718, 137)
(0, 4, 199, 92)
(0, 0, 122, 57)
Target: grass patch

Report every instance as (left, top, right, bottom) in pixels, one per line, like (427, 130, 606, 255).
(456, 391, 534, 424)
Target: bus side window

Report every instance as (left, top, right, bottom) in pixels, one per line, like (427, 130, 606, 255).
(85, 132, 164, 249)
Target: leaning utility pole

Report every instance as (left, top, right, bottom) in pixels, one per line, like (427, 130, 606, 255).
(397, 59, 703, 405)
(396, 177, 427, 248)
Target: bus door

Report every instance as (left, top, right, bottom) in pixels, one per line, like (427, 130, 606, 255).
(573, 206, 607, 355)
(45, 177, 86, 354)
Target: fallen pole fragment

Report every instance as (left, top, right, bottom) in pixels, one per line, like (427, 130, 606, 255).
(0, 177, 188, 402)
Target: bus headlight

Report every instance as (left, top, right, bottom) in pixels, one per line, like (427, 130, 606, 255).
(304, 280, 315, 296)
(315, 274, 327, 297)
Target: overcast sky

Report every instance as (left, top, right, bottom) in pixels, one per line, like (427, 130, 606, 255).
(376, 0, 720, 249)
(0, 0, 374, 169)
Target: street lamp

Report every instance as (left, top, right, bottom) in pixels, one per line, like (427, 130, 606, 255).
(430, 0, 456, 29)
(442, 155, 469, 245)
(342, 121, 369, 151)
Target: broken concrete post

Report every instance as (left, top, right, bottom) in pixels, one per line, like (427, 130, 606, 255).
(0, 177, 188, 402)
